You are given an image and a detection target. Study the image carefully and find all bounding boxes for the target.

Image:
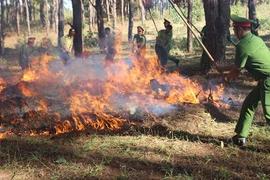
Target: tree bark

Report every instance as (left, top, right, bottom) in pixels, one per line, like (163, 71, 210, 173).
(112, 0, 117, 29)
(138, 0, 145, 23)
(106, 0, 110, 23)
(128, 0, 134, 42)
(187, 0, 193, 52)
(16, 0, 20, 36)
(55, 0, 59, 34)
(95, 0, 106, 50)
(248, 0, 256, 19)
(72, 0, 83, 56)
(24, 0, 31, 35)
(200, 0, 230, 72)
(121, 0, 124, 25)
(58, 0, 64, 46)
(40, 2, 45, 27)
(88, 1, 95, 32)
(0, 0, 5, 56)
(45, 0, 49, 35)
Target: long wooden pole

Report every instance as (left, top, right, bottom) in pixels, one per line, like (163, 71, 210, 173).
(168, 0, 219, 67)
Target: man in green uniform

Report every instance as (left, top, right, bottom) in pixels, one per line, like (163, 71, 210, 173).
(163, 19, 180, 67)
(155, 25, 179, 70)
(250, 11, 260, 36)
(132, 26, 146, 58)
(104, 27, 116, 64)
(18, 37, 36, 71)
(59, 28, 75, 65)
(223, 14, 270, 146)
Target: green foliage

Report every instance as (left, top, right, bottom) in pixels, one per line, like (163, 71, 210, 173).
(164, 1, 204, 24)
(84, 31, 99, 48)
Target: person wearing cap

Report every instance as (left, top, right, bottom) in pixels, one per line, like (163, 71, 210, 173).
(250, 11, 260, 36)
(18, 37, 36, 71)
(223, 14, 270, 146)
(59, 28, 75, 65)
(104, 27, 117, 64)
(132, 26, 146, 58)
(155, 25, 180, 70)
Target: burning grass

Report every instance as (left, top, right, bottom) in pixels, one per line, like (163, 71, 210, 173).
(0, 52, 232, 138)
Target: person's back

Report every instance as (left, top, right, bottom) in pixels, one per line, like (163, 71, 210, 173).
(236, 32, 270, 78)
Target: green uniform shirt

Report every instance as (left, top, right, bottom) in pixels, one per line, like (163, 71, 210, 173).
(19, 43, 35, 60)
(156, 29, 172, 52)
(235, 32, 270, 80)
(133, 34, 146, 49)
(106, 33, 116, 50)
(61, 35, 73, 52)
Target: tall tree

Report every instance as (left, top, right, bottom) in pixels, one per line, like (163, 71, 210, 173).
(200, 0, 230, 72)
(95, 0, 106, 50)
(72, 0, 83, 56)
(45, 0, 49, 35)
(128, 0, 134, 42)
(138, 0, 145, 23)
(121, 0, 124, 25)
(106, 0, 110, 23)
(58, 0, 64, 46)
(16, 0, 20, 36)
(248, 0, 256, 18)
(187, 0, 193, 52)
(112, 0, 116, 29)
(88, 1, 95, 32)
(40, 1, 45, 27)
(24, 0, 31, 35)
(0, 0, 5, 56)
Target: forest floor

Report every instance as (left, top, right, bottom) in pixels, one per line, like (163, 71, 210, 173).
(0, 20, 270, 180)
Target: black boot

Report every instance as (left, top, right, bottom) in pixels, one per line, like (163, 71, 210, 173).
(231, 135, 246, 146)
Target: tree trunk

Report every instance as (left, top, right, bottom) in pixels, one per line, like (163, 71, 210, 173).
(80, 0, 85, 22)
(138, 0, 145, 23)
(40, 2, 45, 27)
(29, 0, 32, 21)
(121, 0, 124, 25)
(58, 0, 64, 46)
(106, 0, 110, 23)
(248, 0, 256, 19)
(112, 0, 117, 29)
(50, 2, 54, 29)
(96, 0, 106, 50)
(16, 0, 20, 36)
(160, 0, 164, 17)
(24, 0, 31, 35)
(6, 0, 9, 24)
(55, 0, 59, 34)
(88, 1, 95, 32)
(72, 0, 83, 56)
(128, 0, 134, 42)
(187, 0, 193, 52)
(45, 0, 49, 36)
(0, 0, 5, 56)
(200, 0, 230, 72)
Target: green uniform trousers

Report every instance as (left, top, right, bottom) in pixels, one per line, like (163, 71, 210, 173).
(235, 78, 270, 137)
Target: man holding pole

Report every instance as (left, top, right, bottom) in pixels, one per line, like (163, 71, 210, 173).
(223, 14, 270, 146)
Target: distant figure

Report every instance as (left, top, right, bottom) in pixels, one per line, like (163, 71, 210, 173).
(132, 26, 146, 58)
(163, 19, 180, 67)
(59, 28, 75, 65)
(155, 25, 180, 70)
(104, 27, 117, 64)
(250, 11, 260, 36)
(18, 37, 36, 71)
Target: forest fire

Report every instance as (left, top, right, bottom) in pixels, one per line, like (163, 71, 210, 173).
(0, 53, 228, 138)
